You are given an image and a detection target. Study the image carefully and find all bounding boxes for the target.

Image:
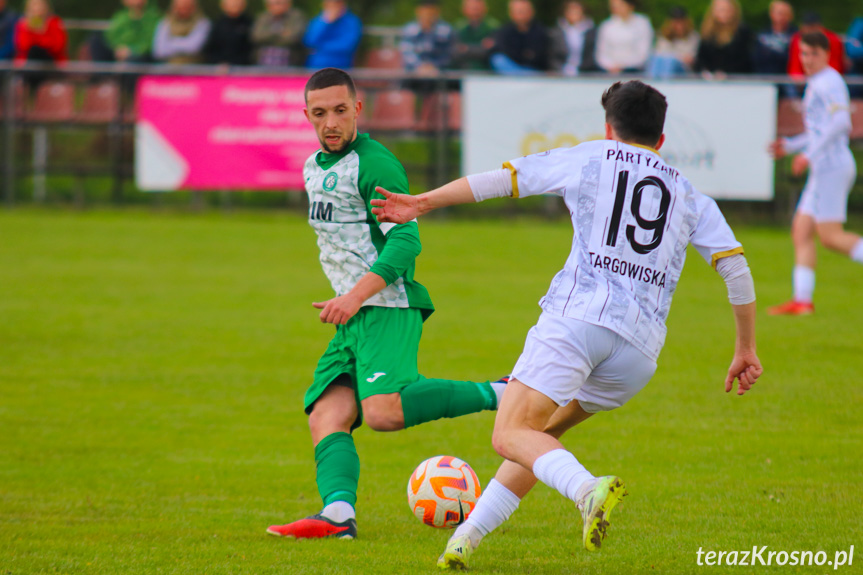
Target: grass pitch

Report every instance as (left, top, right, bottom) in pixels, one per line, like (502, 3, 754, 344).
(1, 209, 861, 574)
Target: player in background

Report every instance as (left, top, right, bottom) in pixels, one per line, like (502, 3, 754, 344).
(266, 68, 506, 540)
(769, 31, 861, 315)
(372, 80, 763, 569)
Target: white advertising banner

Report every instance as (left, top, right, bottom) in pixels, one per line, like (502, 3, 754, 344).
(463, 78, 777, 200)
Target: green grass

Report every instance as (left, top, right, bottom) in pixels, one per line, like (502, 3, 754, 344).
(1, 209, 861, 574)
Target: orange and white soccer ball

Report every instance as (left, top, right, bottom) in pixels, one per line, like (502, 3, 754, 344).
(407, 455, 482, 528)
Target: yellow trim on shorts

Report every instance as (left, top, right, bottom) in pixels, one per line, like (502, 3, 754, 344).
(712, 247, 745, 269)
(502, 161, 519, 198)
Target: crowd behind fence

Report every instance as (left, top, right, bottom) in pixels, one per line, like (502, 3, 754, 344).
(6, 1, 863, 84)
(0, 62, 862, 222)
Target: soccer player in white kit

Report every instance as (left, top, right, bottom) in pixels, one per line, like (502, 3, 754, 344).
(372, 80, 763, 570)
(769, 31, 862, 315)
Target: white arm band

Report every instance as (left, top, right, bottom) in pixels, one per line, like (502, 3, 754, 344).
(466, 169, 514, 202)
(782, 133, 808, 154)
(716, 254, 756, 305)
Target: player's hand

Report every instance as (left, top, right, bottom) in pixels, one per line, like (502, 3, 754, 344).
(312, 293, 362, 325)
(791, 154, 809, 176)
(370, 186, 420, 224)
(768, 139, 786, 159)
(724, 351, 763, 396)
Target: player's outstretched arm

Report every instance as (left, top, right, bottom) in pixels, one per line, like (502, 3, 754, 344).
(725, 302, 763, 395)
(371, 177, 476, 224)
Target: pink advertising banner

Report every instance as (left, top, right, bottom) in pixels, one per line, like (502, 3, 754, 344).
(135, 76, 320, 191)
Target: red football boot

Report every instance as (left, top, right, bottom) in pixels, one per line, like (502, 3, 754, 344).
(767, 300, 815, 316)
(267, 513, 357, 539)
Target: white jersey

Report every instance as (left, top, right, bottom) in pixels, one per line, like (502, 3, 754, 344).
(785, 66, 853, 166)
(507, 140, 742, 360)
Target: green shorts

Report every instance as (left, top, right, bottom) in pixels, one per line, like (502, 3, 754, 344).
(304, 306, 423, 426)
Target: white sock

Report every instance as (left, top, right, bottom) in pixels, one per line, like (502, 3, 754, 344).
(532, 449, 594, 503)
(851, 239, 863, 264)
(792, 265, 815, 303)
(455, 479, 520, 546)
(321, 501, 355, 522)
(489, 380, 508, 408)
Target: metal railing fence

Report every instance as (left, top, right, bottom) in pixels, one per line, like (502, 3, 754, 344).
(1, 62, 861, 221)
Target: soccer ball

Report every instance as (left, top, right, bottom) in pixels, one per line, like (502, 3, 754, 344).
(407, 455, 482, 528)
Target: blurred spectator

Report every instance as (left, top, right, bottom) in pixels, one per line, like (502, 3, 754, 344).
(490, 0, 550, 75)
(153, 0, 211, 65)
(848, 17, 863, 74)
(303, 0, 362, 69)
(251, 0, 307, 67)
(595, 0, 652, 74)
(694, 0, 752, 77)
(399, 0, 454, 74)
(204, 0, 253, 65)
(647, 5, 698, 78)
(0, 0, 20, 60)
(753, 0, 795, 75)
(14, 0, 67, 64)
(549, 0, 597, 75)
(787, 12, 845, 76)
(90, 0, 161, 63)
(452, 0, 498, 71)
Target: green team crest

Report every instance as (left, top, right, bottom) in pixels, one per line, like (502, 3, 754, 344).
(323, 172, 339, 191)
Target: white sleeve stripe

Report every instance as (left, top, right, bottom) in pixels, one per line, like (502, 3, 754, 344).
(716, 254, 756, 305)
(467, 169, 513, 202)
(379, 219, 418, 236)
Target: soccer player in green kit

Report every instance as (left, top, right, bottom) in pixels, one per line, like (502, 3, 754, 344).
(266, 68, 506, 540)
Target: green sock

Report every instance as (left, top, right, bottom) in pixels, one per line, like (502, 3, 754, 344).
(400, 378, 495, 428)
(315, 432, 360, 508)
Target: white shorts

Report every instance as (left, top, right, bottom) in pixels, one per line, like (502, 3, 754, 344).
(797, 152, 857, 223)
(511, 313, 657, 412)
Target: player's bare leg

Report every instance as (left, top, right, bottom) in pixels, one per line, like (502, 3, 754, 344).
(360, 392, 404, 431)
(815, 222, 863, 256)
(770, 213, 817, 315)
(496, 400, 595, 496)
(309, 384, 357, 444)
(492, 379, 561, 465)
(437, 379, 560, 569)
(268, 384, 359, 539)
(442, 381, 623, 568)
(792, 213, 817, 269)
(439, 400, 594, 569)
(494, 380, 625, 551)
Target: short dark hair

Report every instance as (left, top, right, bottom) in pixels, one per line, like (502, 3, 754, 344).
(801, 11, 821, 25)
(668, 5, 687, 19)
(304, 68, 357, 103)
(800, 31, 830, 52)
(601, 81, 667, 146)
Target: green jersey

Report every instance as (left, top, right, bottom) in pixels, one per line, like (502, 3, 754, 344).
(105, 6, 162, 56)
(304, 133, 434, 318)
